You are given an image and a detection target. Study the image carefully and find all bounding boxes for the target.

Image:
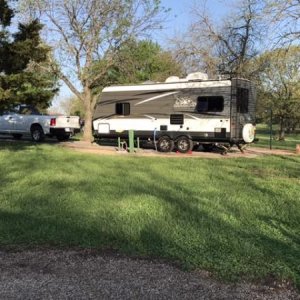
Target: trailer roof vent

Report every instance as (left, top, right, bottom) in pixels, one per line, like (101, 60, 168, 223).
(165, 76, 180, 83)
(186, 72, 208, 81)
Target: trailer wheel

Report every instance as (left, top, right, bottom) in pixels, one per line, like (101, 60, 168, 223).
(176, 136, 193, 153)
(157, 136, 174, 152)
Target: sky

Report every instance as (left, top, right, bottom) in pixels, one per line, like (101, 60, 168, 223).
(51, 0, 231, 113)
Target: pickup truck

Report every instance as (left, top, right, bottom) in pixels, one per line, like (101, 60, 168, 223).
(0, 105, 80, 142)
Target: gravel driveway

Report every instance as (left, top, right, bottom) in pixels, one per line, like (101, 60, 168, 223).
(0, 249, 299, 300)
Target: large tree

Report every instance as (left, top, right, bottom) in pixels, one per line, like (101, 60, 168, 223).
(21, 0, 167, 141)
(264, 0, 300, 44)
(91, 39, 183, 89)
(60, 39, 183, 117)
(256, 46, 300, 139)
(0, 0, 58, 110)
(172, 0, 265, 78)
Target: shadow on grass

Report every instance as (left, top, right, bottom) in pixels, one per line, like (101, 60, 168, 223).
(0, 150, 299, 287)
(0, 135, 81, 152)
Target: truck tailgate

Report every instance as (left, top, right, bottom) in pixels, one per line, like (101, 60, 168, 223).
(54, 116, 80, 129)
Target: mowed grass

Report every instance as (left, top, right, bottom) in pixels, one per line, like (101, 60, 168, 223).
(0, 142, 300, 287)
(254, 124, 300, 151)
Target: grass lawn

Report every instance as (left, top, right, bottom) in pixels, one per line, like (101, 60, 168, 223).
(0, 142, 300, 287)
(254, 124, 300, 151)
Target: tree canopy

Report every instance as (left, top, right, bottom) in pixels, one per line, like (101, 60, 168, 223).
(90, 39, 183, 92)
(0, 0, 58, 110)
(60, 39, 182, 117)
(256, 46, 300, 138)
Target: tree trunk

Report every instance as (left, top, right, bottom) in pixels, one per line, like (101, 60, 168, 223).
(278, 117, 285, 141)
(83, 106, 93, 142)
(82, 87, 94, 142)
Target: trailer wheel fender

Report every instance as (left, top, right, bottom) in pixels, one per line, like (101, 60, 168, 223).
(175, 135, 193, 153)
(242, 124, 255, 143)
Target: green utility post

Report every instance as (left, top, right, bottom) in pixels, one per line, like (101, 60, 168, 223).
(129, 130, 134, 153)
(118, 137, 121, 150)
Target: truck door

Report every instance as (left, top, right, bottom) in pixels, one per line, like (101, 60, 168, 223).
(14, 106, 37, 132)
(0, 111, 17, 132)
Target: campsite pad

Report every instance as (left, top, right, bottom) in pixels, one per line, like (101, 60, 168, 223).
(0, 249, 299, 300)
(62, 140, 296, 158)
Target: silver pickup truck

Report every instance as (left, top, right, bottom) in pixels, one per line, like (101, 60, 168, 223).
(0, 105, 80, 142)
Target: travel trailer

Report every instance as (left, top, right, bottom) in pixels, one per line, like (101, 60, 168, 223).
(93, 73, 256, 153)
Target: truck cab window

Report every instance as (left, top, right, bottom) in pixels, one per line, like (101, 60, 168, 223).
(196, 96, 224, 113)
(116, 103, 130, 116)
(237, 88, 249, 113)
(19, 106, 40, 115)
(19, 107, 33, 115)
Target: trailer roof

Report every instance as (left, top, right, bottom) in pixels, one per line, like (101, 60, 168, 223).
(102, 79, 234, 93)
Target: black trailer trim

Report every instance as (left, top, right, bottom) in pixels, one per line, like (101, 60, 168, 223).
(93, 130, 232, 143)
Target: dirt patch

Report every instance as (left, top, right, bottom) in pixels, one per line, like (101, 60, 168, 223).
(61, 140, 296, 159)
(0, 249, 299, 300)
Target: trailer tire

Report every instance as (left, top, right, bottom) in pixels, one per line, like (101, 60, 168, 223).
(157, 136, 174, 152)
(176, 136, 193, 153)
(242, 124, 255, 143)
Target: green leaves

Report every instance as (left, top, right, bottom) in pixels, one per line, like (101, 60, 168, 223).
(91, 39, 182, 90)
(0, 1, 57, 110)
(0, 0, 14, 27)
(256, 46, 300, 132)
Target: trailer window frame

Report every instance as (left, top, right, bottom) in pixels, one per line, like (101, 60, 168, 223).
(196, 96, 224, 113)
(115, 102, 130, 116)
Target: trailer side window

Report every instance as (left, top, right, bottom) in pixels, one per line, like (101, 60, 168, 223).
(196, 96, 224, 113)
(236, 88, 249, 113)
(116, 103, 130, 116)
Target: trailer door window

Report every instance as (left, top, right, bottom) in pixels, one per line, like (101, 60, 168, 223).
(236, 88, 249, 113)
(196, 96, 224, 113)
(116, 103, 130, 116)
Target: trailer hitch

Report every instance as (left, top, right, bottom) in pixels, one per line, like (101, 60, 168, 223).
(236, 143, 248, 154)
(215, 143, 232, 155)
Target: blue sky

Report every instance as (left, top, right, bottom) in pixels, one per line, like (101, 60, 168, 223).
(52, 0, 230, 112)
(156, 0, 230, 45)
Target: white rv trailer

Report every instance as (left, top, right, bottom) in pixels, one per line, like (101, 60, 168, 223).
(93, 73, 256, 153)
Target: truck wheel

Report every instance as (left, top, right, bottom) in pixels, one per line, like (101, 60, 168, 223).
(176, 136, 193, 153)
(157, 136, 174, 152)
(12, 134, 23, 140)
(57, 134, 70, 141)
(31, 125, 45, 142)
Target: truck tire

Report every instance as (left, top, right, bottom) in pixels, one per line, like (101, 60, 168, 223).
(12, 134, 23, 140)
(157, 136, 174, 152)
(31, 125, 45, 142)
(176, 136, 193, 153)
(57, 134, 71, 141)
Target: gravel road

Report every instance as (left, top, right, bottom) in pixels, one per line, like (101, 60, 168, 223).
(0, 249, 299, 300)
